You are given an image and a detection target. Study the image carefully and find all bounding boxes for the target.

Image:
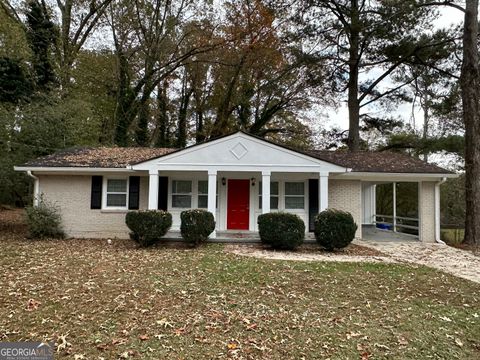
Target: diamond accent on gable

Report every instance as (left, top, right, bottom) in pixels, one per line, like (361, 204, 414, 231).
(230, 142, 248, 159)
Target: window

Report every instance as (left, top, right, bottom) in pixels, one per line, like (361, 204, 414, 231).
(198, 180, 208, 208)
(172, 180, 192, 208)
(106, 178, 128, 208)
(198, 180, 218, 209)
(285, 182, 305, 209)
(259, 181, 279, 209)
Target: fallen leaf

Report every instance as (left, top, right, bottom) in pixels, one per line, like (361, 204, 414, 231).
(26, 299, 41, 311)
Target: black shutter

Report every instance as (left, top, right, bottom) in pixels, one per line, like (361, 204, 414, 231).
(128, 176, 140, 210)
(308, 179, 319, 232)
(158, 176, 168, 210)
(91, 176, 103, 209)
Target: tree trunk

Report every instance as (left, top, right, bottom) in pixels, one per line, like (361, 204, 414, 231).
(461, 0, 480, 246)
(135, 100, 150, 146)
(155, 82, 170, 147)
(114, 52, 134, 147)
(422, 90, 429, 162)
(347, 0, 361, 152)
(176, 78, 192, 148)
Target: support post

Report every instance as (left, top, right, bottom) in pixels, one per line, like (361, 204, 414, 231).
(319, 172, 329, 211)
(208, 170, 217, 238)
(393, 182, 397, 232)
(435, 182, 441, 243)
(262, 171, 271, 214)
(148, 170, 159, 210)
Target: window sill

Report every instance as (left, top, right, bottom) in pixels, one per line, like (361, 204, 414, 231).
(101, 209, 129, 213)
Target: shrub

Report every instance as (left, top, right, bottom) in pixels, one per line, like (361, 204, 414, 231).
(125, 210, 172, 247)
(180, 209, 215, 246)
(314, 209, 357, 250)
(257, 212, 305, 250)
(25, 199, 65, 239)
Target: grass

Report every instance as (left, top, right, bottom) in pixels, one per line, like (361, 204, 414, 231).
(0, 210, 479, 359)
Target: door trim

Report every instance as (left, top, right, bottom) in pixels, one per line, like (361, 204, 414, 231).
(227, 179, 250, 230)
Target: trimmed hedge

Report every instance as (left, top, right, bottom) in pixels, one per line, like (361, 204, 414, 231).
(314, 209, 357, 250)
(180, 209, 215, 246)
(125, 210, 172, 247)
(258, 212, 305, 250)
(25, 199, 65, 239)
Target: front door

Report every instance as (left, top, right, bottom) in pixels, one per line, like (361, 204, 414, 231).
(227, 179, 250, 230)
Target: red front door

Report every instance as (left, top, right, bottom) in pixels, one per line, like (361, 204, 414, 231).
(227, 179, 250, 230)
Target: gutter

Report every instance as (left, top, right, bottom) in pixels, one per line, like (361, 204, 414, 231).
(435, 177, 448, 244)
(26, 171, 40, 206)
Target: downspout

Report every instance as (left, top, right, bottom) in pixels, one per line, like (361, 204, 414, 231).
(27, 171, 39, 206)
(435, 177, 447, 244)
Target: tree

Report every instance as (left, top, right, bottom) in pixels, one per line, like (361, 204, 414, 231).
(207, 0, 324, 140)
(25, 0, 57, 90)
(108, 0, 216, 147)
(291, 0, 455, 151)
(460, 0, 480, 246)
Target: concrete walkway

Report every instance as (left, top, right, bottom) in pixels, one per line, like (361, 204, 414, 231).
(357, 239, 480, 284)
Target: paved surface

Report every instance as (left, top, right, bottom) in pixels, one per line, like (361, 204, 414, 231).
(362, 226, 419, 242)
(357, 239, 480, 284)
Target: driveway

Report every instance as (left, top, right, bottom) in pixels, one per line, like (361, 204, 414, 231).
(357, 240, 480, 284)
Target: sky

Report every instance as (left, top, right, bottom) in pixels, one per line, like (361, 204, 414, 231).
(325, 6, 464, 132)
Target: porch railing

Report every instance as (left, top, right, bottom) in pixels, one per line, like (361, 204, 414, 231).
(373, 214, 419, 233)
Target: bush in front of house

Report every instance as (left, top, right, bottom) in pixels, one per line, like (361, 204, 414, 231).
(257, 212, 305, 250)
(314, 209, 357, 251)
(25, 198, 65, 239)
(180, 209, 215, 247)
(125, 210, 172, 247)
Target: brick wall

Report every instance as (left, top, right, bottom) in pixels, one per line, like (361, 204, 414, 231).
(38, 175, 365, 239)
(419, 181, 436, 243)
(38, 175, 148, 239)
(328, 179, 362, 238)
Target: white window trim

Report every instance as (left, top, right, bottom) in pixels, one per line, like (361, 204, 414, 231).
(102, 176, 129, 210)
(171, 179, 193, 209)
(284, 181, 306, 210)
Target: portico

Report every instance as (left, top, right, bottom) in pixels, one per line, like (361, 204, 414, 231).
(132, 132, 348, 235)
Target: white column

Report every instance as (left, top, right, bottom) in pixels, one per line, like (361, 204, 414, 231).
(435, 182, 441, 242)
(148, 170, 159, 210)
(261, 171, 271, 214)
(319, 172, 329, 211)
(393, 182, 397, 232)
(208, 170, 217, 237)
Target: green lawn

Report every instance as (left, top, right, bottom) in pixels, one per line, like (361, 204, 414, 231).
(0, 215, 479, 359)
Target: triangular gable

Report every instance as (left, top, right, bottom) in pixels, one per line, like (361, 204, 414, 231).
(131, 132, 348, 172)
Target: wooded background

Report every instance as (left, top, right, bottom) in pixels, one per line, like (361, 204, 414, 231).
(0, 0, 475, 241)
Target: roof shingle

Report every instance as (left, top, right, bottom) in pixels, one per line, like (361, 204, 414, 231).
(21, 144, 452, 174)
(23, 147, 175, 168)
(307, 150, 452, 174)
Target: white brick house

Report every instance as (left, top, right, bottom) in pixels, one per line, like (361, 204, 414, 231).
(15, 131, 456, 242)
